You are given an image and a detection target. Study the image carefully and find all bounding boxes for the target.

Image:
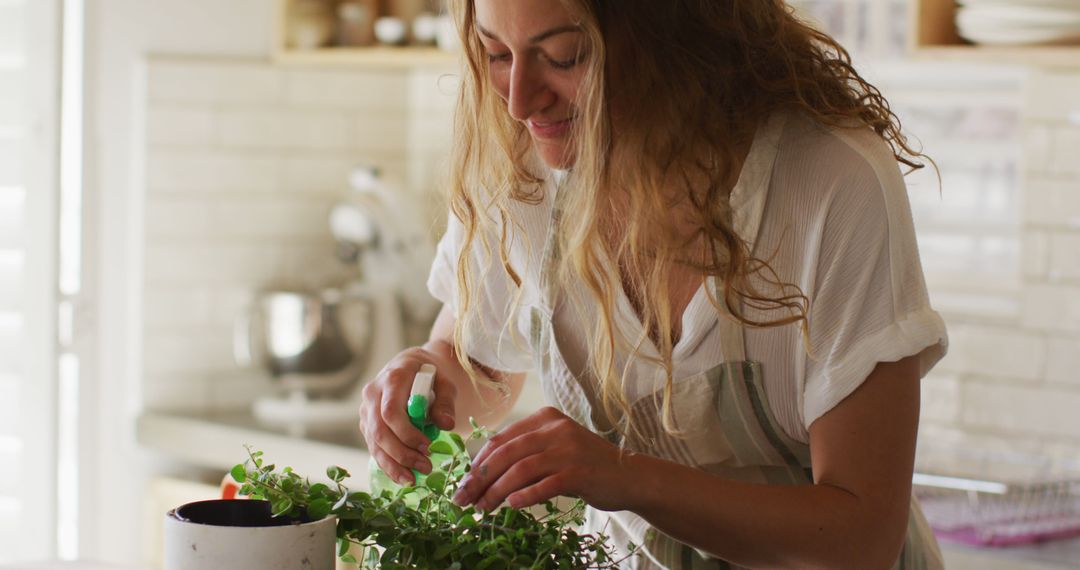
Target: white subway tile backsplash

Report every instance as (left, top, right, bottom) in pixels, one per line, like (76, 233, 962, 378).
(1024, 177, 1080, 228)
(962, 380, 1080, 439)
(1045, 336, 1080, 385)
(1023, 126, 1054, 174)
(934, 325, 1045, 381)
(217, 110, 356, 151)
(210, 287, 255, 328)
(144, 243, 286, 286)
(282, 155, 359, 193)
(1051, 127, 1080, 176)
(921, 373, 961, 424)
(148, 60, 284, 105)
(142, 329, 236, 376)
(1021, 283, 1080, 332)
(284, 69, 409, 111)
(142, 374, 210, 411)
(281, 244, 355, 290)
(143, 287, 212, 329)
(147, 150, 282, 193)
(144, 196, 214, 238)
(1049, 232, 1080, 282)
(1021, 230, 1049, 279)
(205, 370, 276, 411)
(409, 112, 453, 154)
(409, 71, 459, 113)
(354, 114, 409, 153)
(212, 199, 332, 240)
(147, 105, 215, 146)
(1025, 71, 1080, 124)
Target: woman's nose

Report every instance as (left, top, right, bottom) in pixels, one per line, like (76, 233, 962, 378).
(507, 61, 553, 122)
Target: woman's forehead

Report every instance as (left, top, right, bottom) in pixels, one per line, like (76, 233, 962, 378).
(473, 0, 579, 40)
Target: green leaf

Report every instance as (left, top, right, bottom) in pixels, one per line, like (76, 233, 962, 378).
(271, 496, 293, 517)
(333, 492, 349, 511)
(229, 464, 247, 483)
(368, 513, 395, 528)
(339, 553, 357, 564)
(424, 471, 447, 494)
(448, 432, 467, 453)
(326, 466, 348, 482)
(308, 498, 332, 520)
(433, 542, 455, 560)
(428, 440, 453, 455)
(308, 483, 328, 498)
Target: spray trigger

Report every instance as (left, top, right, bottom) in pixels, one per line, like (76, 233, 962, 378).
(407, 364, 440, 442)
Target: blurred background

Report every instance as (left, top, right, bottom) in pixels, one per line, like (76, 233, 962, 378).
(1, 0, 1079, 568)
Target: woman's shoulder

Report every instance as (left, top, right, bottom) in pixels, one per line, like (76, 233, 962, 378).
(781, 107, 898, 177)
(775, 110, 906, 193)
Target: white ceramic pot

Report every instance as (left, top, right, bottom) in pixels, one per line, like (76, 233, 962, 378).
(164, 500, 336, 570)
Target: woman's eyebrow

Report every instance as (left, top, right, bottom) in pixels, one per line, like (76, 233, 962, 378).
(476, 23, 582, 44)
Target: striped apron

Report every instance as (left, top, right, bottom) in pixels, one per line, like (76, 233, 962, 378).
(527, 195, 943, 569)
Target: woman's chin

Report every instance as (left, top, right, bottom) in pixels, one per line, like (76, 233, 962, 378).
(535, 140, 577, 170)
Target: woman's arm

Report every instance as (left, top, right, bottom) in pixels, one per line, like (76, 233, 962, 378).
(359, 304, 527, 486)
(422, 304, 528, 433)
(454, 354, 919, 570)
(626, 354, 920, 569)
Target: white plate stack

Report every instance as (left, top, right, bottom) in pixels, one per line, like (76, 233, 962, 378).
(956, 0, 1080, 45)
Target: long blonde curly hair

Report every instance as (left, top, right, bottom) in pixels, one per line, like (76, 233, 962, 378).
(444, 0, 929, 438)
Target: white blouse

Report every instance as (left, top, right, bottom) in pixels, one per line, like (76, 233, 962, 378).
(427, 111, 948, 443)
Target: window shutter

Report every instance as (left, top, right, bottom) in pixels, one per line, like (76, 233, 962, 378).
(0, 0, 60, 562)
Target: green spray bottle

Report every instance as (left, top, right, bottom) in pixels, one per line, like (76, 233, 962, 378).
(368, 363, 464, 498)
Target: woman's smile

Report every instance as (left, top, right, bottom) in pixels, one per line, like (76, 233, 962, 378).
(526, 117, 574, 140)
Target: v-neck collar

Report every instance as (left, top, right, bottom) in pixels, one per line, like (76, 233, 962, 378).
(607, 112, 789, 362)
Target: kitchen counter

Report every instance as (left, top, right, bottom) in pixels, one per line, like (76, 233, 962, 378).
(942, 537, 1080, 569)
(137, 410, 1080, 568)
(136, 409, 374, 488)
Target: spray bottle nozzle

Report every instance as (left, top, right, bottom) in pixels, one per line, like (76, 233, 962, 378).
(407, 364, 440, 441)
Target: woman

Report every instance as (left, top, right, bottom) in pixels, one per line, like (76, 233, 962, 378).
(359, 0, 948, 568)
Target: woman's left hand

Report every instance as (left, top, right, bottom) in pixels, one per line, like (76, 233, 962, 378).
(451, 406, 636, 513)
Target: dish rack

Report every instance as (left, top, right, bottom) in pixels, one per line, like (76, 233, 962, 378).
(913, 446, 1080, 547)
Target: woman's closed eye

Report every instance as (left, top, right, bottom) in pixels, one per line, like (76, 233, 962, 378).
(546, 54, 581, 70)
(485, 49, 585, 70)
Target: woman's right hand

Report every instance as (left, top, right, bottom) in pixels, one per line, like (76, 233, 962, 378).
(359, 344, 460, 486)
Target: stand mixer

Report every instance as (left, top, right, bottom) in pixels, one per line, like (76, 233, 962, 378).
(235, 166, 438, 424)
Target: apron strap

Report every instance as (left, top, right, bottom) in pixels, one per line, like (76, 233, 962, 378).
(715, 282, 747, 363)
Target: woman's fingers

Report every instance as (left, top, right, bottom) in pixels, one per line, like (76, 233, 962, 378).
(429, 364, 459, 430)
(380, 365, 432, 454)
(366, 411, 433, 475)
(506, 473, 571, 510)
(455, 408, 574, 508)
(469, 406, 565, 467)
(358, 353, 445, 483)
(472, 453, 565, 512)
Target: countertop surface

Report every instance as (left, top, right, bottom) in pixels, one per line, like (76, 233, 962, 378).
(136, 408, 373, 488)
(137, 409, 1080, 569)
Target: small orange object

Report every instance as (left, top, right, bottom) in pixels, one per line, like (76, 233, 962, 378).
(219, 473, 245, 500)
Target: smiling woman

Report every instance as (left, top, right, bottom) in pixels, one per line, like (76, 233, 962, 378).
(358, 1, 950, 568)
(472, 2, 589, 168)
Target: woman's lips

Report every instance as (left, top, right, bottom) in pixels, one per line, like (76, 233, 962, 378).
(527, 117, 572, 140)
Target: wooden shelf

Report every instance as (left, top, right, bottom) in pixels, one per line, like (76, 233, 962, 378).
(911, 0, 1080, 69)
(274, 0, 459, 69)
(273, 45, 457, 69)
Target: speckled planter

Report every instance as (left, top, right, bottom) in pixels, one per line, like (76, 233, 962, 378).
(164, 500, 336, 570)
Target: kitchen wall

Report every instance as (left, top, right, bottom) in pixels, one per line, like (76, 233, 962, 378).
(140, 59, 454, 411)
(918, 70, 1080, 464)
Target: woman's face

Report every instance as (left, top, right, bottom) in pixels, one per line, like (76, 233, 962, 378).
(474, 0, 589, 169)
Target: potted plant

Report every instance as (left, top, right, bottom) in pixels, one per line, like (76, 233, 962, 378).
(166, 421, 636, 569)
(164, 494, 337, 570)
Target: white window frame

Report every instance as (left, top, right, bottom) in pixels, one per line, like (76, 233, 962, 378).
(7, 0, 61, 562)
